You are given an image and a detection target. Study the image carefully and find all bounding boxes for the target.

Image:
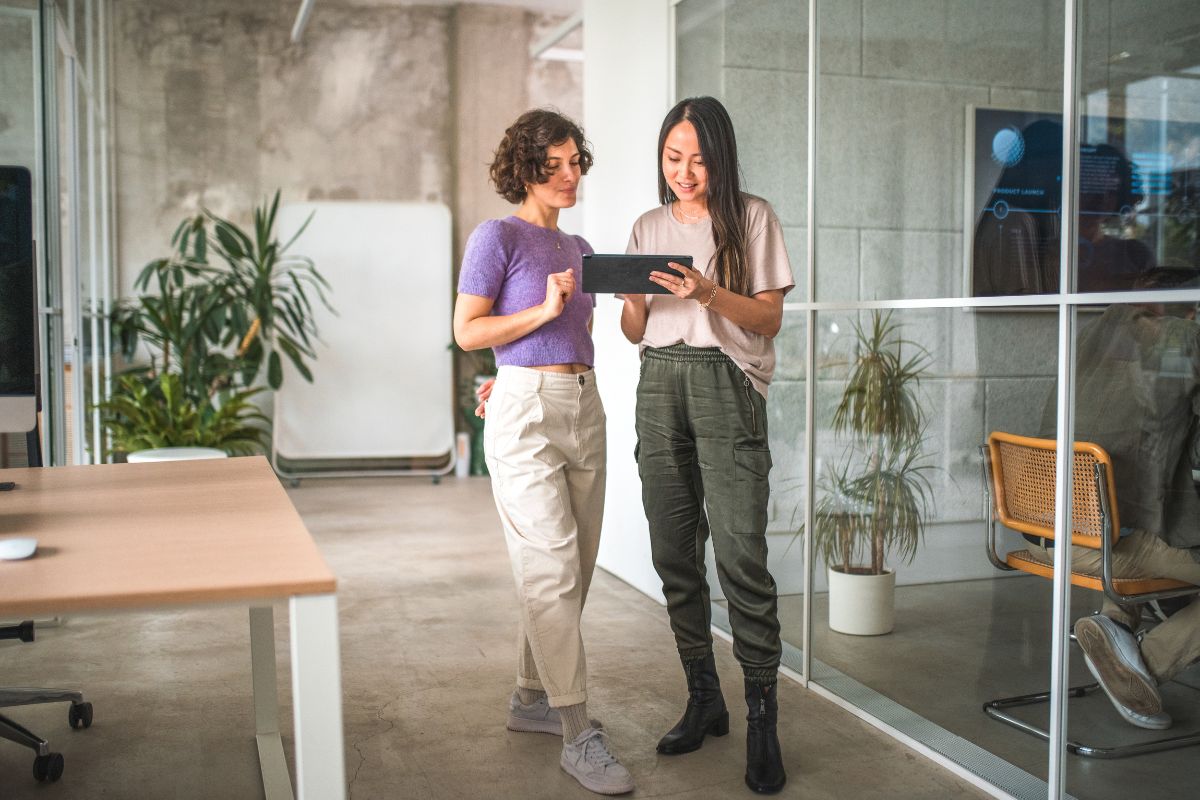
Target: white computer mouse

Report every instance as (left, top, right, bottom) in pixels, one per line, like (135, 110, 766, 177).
(0, 537, 38, 560)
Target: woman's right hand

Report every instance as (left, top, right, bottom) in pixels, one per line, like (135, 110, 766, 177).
(541, 270, 576, 320)
(474, 378, 495, 418)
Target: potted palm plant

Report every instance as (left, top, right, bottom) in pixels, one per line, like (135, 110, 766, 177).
(810, 310, 935, 635)
(98, 191, 331, 460)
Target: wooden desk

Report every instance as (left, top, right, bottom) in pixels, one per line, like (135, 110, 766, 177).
(0, 457, 345, 800)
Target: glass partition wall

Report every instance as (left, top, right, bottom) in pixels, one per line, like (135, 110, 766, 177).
(1061, 2, 1200, 799)
(672, 1, 1200, 799)
(0, 0, 114, 466)
(51, 0, 115, 466)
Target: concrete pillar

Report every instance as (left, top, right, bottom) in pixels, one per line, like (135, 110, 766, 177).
(451, 4, 533, 268)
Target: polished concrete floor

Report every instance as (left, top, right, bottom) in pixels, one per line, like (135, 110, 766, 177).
(0, 476, 993, 799)
(785, 578, 1200, 800)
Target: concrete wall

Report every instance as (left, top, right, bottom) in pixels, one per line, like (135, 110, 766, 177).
(454, 4, 530, 263)
(111, 0, 582, 298)
(0, 5, 37, 175)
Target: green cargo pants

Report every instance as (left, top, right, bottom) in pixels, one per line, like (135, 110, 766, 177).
(635, 344, 782, 684)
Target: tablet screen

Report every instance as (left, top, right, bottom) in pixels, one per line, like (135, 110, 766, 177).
(581, 254, 692, 295)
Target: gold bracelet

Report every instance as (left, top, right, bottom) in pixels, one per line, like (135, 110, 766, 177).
(698, 283, 718, 310)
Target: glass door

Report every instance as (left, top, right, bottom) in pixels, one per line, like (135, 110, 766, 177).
(39, 0, 113, 465)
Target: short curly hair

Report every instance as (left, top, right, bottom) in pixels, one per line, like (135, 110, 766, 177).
(489, 109, 593, 204)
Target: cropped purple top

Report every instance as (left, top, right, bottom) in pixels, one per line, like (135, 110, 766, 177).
(458, 216, 596, 368)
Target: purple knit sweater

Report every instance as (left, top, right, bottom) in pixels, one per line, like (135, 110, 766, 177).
(458, 216, 596, 368)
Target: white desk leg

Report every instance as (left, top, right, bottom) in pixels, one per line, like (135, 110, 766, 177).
(290, 593, 346, 800)
(250, 605, 294, 800)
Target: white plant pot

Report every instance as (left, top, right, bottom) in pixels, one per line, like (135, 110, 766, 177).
(827, 566, 896, 636)
(126, 447, 229, 463)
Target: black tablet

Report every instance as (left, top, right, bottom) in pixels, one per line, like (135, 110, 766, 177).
(581, 254, 692, 295)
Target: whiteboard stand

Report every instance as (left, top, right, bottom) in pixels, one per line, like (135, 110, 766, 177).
(272, 202, 456, 483)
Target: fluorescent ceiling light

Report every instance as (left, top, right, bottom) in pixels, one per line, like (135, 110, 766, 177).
(291, 0, 316, 44)
(530, 11, 582, 60)
(539, 47, 582, 62)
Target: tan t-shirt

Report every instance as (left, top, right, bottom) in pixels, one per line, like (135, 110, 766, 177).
(626, 195, 794, 397)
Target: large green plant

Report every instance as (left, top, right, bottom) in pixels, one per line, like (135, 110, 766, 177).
(97, 374, 269, 456)
(810, 311, 936, 576)
(101, 191, 331, 456)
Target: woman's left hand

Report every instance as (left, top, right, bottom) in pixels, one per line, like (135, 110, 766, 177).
(650, 262, 711, 301)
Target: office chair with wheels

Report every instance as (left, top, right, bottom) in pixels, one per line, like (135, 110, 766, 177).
(0, 621, 94, 782)
(979, 431, 1200, 758)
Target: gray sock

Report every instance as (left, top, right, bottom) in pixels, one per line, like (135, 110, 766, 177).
(559, 702, 590, 741)
(516, 686, 542, 705)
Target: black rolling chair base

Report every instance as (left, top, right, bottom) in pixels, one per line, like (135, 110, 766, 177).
(33, 752, 65, 782)
(2, 623, 94, 782)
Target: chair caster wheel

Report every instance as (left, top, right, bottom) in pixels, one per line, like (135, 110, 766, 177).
(69, 700, 93, 729)
(33, 752, 64, 782)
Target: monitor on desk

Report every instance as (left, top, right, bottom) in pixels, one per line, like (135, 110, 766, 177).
(0, 166, 36, 435)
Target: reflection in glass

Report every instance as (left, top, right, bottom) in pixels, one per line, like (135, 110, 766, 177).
(1058, 279, 1200, 798)
(817, 2, 1065, 305)
(812, 311, 932, 636)
(675, 0, 723, 102)
(1066, 3, 1200, 792)
(76, 70, 100, 464)
(673, 0, 810, 685)
(971, 112, 1065, 296)
(674, 0, 809, 302)
(72, 0, 88, 75)
(673, 0, 1200, 796)
(1072, 0, 1200, 298)
(969, 109, 1196, 296)
(55, 36, 79, 465)
(810, 308, 1059, 788)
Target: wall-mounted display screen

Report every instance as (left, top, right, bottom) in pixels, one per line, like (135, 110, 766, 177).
(967, 106, 1200, 297)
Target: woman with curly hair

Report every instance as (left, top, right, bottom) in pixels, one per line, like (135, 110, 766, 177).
(454, 109, 633, 796)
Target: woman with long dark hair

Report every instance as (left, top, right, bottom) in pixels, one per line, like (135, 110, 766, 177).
(455, 108, 634, 796)
(621, 96, 793, 794)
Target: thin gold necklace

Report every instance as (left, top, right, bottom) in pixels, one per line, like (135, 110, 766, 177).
(675, 201, 709, 222)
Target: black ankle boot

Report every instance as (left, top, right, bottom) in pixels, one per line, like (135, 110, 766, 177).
(744, 681, 786, 794)
(656, 653, 730, 755)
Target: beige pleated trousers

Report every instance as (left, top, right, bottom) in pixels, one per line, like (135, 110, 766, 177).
(484, 365, 606, 708)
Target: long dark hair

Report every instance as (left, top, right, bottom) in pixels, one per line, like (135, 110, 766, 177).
(657, 96, 750, 296)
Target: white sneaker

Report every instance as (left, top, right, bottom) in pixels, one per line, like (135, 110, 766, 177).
(1075, 614, 1170, 729)
(560, 723, 635, 795)
(506, 690, 562, 735)
(1082, 650, 1173, 731)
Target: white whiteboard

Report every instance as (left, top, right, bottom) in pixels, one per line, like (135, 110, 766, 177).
(273, 202, 454, 464)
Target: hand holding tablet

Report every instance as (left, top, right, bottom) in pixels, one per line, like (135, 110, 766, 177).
(582, 254, 693, 295)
